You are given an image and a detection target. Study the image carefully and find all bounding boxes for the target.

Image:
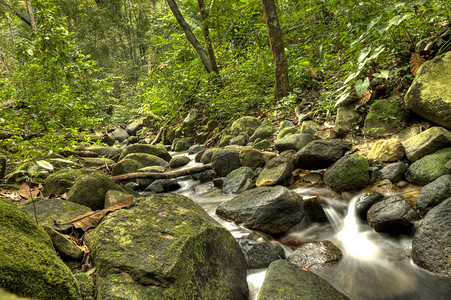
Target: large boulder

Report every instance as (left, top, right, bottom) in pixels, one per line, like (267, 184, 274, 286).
(293, 139, 352, 170)
(257, 259, 349, 300)
(0, 199, 80, 299)
(363, 96, 406, 136)
(230, 116, 262, 137)
(88, 194, 248, 299)
(216, 186, 304, 235)
(367, 139, 405, 162)
(416, 175, 451, 215)
(172, 137, 195, 152)
(287, 240, 342, 269)
(42, 169, 94, 197)
(380, 162, 408, 183)
(335, 106, 360, 135)
(118, 144, 172, 162)
(112, 153, 170, 176)
(239, 146, 265, 170)
(256, 151, 294, 187)
(250, 121, 276, 142)
(405, 148, 451, 185)
(404, 51, 451, 129)
(274, 133, 314, 152)
(169, 155, 190, 168)
(323, 154, 370, 191)
(223, 167, 255, 194)
(402, 127, 451, 162)
(211, 149, 241, 177)
(367, 195, 419, 234)
(67, 171, 126, 210)
(412, 197, 451, 277)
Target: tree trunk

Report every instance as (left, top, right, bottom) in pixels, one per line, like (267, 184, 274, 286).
(25, 0, 37, 33)
(165, 0, 216, 74)
(197, 0, 219, 75)
(261, 0, 290, 100)
(0, 0, 32, 27)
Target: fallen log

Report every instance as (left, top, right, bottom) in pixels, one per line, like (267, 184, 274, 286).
(59, 150, 99, 158)
(110, 163, 212, 182)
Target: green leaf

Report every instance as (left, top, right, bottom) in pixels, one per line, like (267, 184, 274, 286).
(367, 16, 381, 31)
(49, 158, 75, 164)
(380, 70, 390, 79)
(36, 160, 54, 171)
(388, 13, 411, 26)
(355, 77, 370, 97)
(344, 72, 360, 85)
(358, 47, 371, 63)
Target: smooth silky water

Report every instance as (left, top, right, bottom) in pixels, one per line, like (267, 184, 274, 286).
(171, 154, 451, 299)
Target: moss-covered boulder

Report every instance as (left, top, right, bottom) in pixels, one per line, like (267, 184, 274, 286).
(200, 148, 221, 164)
(169, 155, 190, 168)
(0, 288, 31, 299)
(88, 194, 249, 299)
(277, 127, 299, 140)
(73, 273, 95, 300)
(21, 198, 91, 231)
(250, 121, 276, 142)
(42, 168, 94, 197)
(239, 146, 265, 170)
(367, 139, 405, 162)
(416, 175, 451, 215)
(402, 127, 451, 162)
(118, 144, 172, 162)
(172, 137, 195, 152)
(42, 226, 84, 260)
(211, 149, 242, 177)
(219, 134, 232, 147)
(0, 199, 80, 299)
(230, 116, 262, 137)
(323, 154, 370, 191)
(256, 151, 294, 187)
(254, 139, 270, 150)
(300, 120, 321, 134)
(258, 259, 349, 300)
(404, 51, 451, 129)
(67, 171, 126, 210)
(406, 148, 451, 185)
(274, 133, 314, 152)
(364, 96, 405, 136)
(223, 167, 255, 194)
(112, 153, 170, 176)
(80, 157, 115, 169)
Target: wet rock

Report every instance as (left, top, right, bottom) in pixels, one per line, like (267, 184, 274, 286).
(43, 169, 94, 197)
(406, 148, 451, 185)
(256, 151, 294, 187)
(213, 177, 224, 188)
(380, 162, 408, 183)
(67, 171, 126, 210)
(416, 175, 451, 215)
(355, 191, 384, 221)
(277, 127, 299, 140)
(300, 120, 321, 135)
(368, 139, 405, 162)
(145, 179, 181, 193)
(367, 195, 419, 234)
(250, 121, 276, 142)
(88, 194, 248, 299)
(104, 190, 132, 208)
(21, 198, 90, 231)
(335, 106, 360, 135)
(79, 157, 115, 169)
(404, 51, 451, 129)
(73, 273, 94, 300)
(195, 149, 205, 162)
(188, 144, 205, 155)
(169, 155, 190, 168)
(293, 139, 352, 170)
(364, 95, 406, 137)
(402, 127, 451, 162)
(216, 186, 304, 235)
(230, 116, 262, 137)
(112, 153, 170, 176)
(412, 197, 451, 277)
(118, 144, 172, 162)
(238, 239, 285, 269)
(0, 199, 80, 299)
(303, 196, 328, 222)
(258, 259, 349, 300)
(172, 137, 195, 152)
(211, 149, 241, 177)
(42, 226, 84, 260)
(199, 170, 218, 183)
(112, 127, 129, 142)
(200, 148, 221, 164)
(274, 133, 314, 152)
(324, 154, 370, 191)
(223, 167, 255, 194)
(239, 146, 264, 170)
(287, 240, 342, 269)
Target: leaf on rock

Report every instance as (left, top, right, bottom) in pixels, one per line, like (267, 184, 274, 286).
(65, 195, 133, 231)
(410, 53, 425, 76)
(18, 182, 41, 199)
(359, 89, 372, 105)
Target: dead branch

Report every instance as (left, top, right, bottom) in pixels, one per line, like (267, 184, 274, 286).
(111, 164, 212, 182)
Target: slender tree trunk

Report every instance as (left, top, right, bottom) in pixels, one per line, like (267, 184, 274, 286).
(261, 0, 290, 100)
(0, 0, 32, 27)
(25, 0, 37, 34)
(165, 0, 215, 74)
(197, 0, 219, 75)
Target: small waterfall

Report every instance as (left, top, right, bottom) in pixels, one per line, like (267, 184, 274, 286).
(247, 268, 267, 300)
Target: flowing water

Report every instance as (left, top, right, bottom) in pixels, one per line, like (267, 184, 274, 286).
(172, 154, 451, 299)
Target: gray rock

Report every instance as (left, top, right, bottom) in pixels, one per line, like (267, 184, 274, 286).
(367, 138, 405, 162)
(172, 137, 195, 152)
(199, 170, 218, 183)
(223, 167, 255, 194)
(230, 116, 262, 137)
(230, 133, 249, 146)
(200, 148, 221, 164)
(145, 179, 181, 193)
(416, 175, 451, 215)
(88, 194, 248, 299)
(169, 155, 190, 168)
(303, 196, 328, 222)
(406, 148, 451, 185)
(250, 121, 276, 142)
(293, 139, 352, 170)
(43, 169, 94, 197)
(258, 260, 349, 300)
(287, 240, 342, 269)
(404, 51, 451, 129)
(277, 127, 299, 140)
(126, 120, 144, 136)
(367, 195, 419, 234)
(355, 191, 384, 221)
(119, 144, 172, 162)
(300, 120, 321, 134)
(211, 149, 241, 177)
(112, 127, 129, 142)
(181, 108, 198, 136)
(380, 162, 408, 183)
(256, 151, 294, 187)
(402, 127, 451, 162)
(239, 146, 264, 170)
(335, 106, 360, 135)
(112, 153, 170, 176)
(323, 154, 370, 191)
(216, 186, 304, 235)
(188, 144, 205, 155)
(274, 133, 314, 152)
(238, 240, 285, 269)
(412, 197, 451, 277)
(253, 139, 270, 150)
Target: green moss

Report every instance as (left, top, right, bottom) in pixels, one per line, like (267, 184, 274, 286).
(406, 148, 451, 185)
(73, 273, 94, 300)
(43, 168, 94, 197)
(118, 144, 172, 162)
(277, 127, 299, 140)
(364, 96, 404, 136)
(324, 154, 370, 191)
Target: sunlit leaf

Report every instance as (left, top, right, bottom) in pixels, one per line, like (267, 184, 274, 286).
(344, 72, 359, 85)
(355, 77, 370, 97)
(358, 47, 371, 63)
(36, 160, 54, 170)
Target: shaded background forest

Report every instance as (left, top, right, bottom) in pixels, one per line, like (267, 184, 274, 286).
(0, 0, 450, 162)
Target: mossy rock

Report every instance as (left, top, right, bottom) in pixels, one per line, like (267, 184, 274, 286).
(67, 171, 126, 210)
(42, 168, 94, 197)
(253, 139, 270, 150)
(223, 167, 256, 194)
(73, 273, 94, 300)
(406, 148, 451, 185)
(256, 151, 294, 187)
(118, 144, 172, 162)
(200, 148, 221, 164)
(323, 154, 370, 191)
(42, 226, 84, 260)
(88, 194, 249, 299)
(80, 157, 115, 169)
(0, 288, 31, 299)
(300, 120, 321, 134)
(219, 134, 232, 147)
(0, 154, 6, 179)
(404, 51, 451, 129)
(172, 137, 195, 152)
(230, 116, 262, 137)
(104, 190, 132, 208)
(21, 198, 91, 231)
(402, 126, 451, 162)
(112, 153, 170, 176)
(169, 155, 191, 168)
(277, 127, 299, 140)
(82, 146, 123, 161)
(0, 199, 80, 299)
(162, 126, 177, 145)
(364, 96, 405, 136)
(250, 121, 276, 142)
(335, 106, 360, 135)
